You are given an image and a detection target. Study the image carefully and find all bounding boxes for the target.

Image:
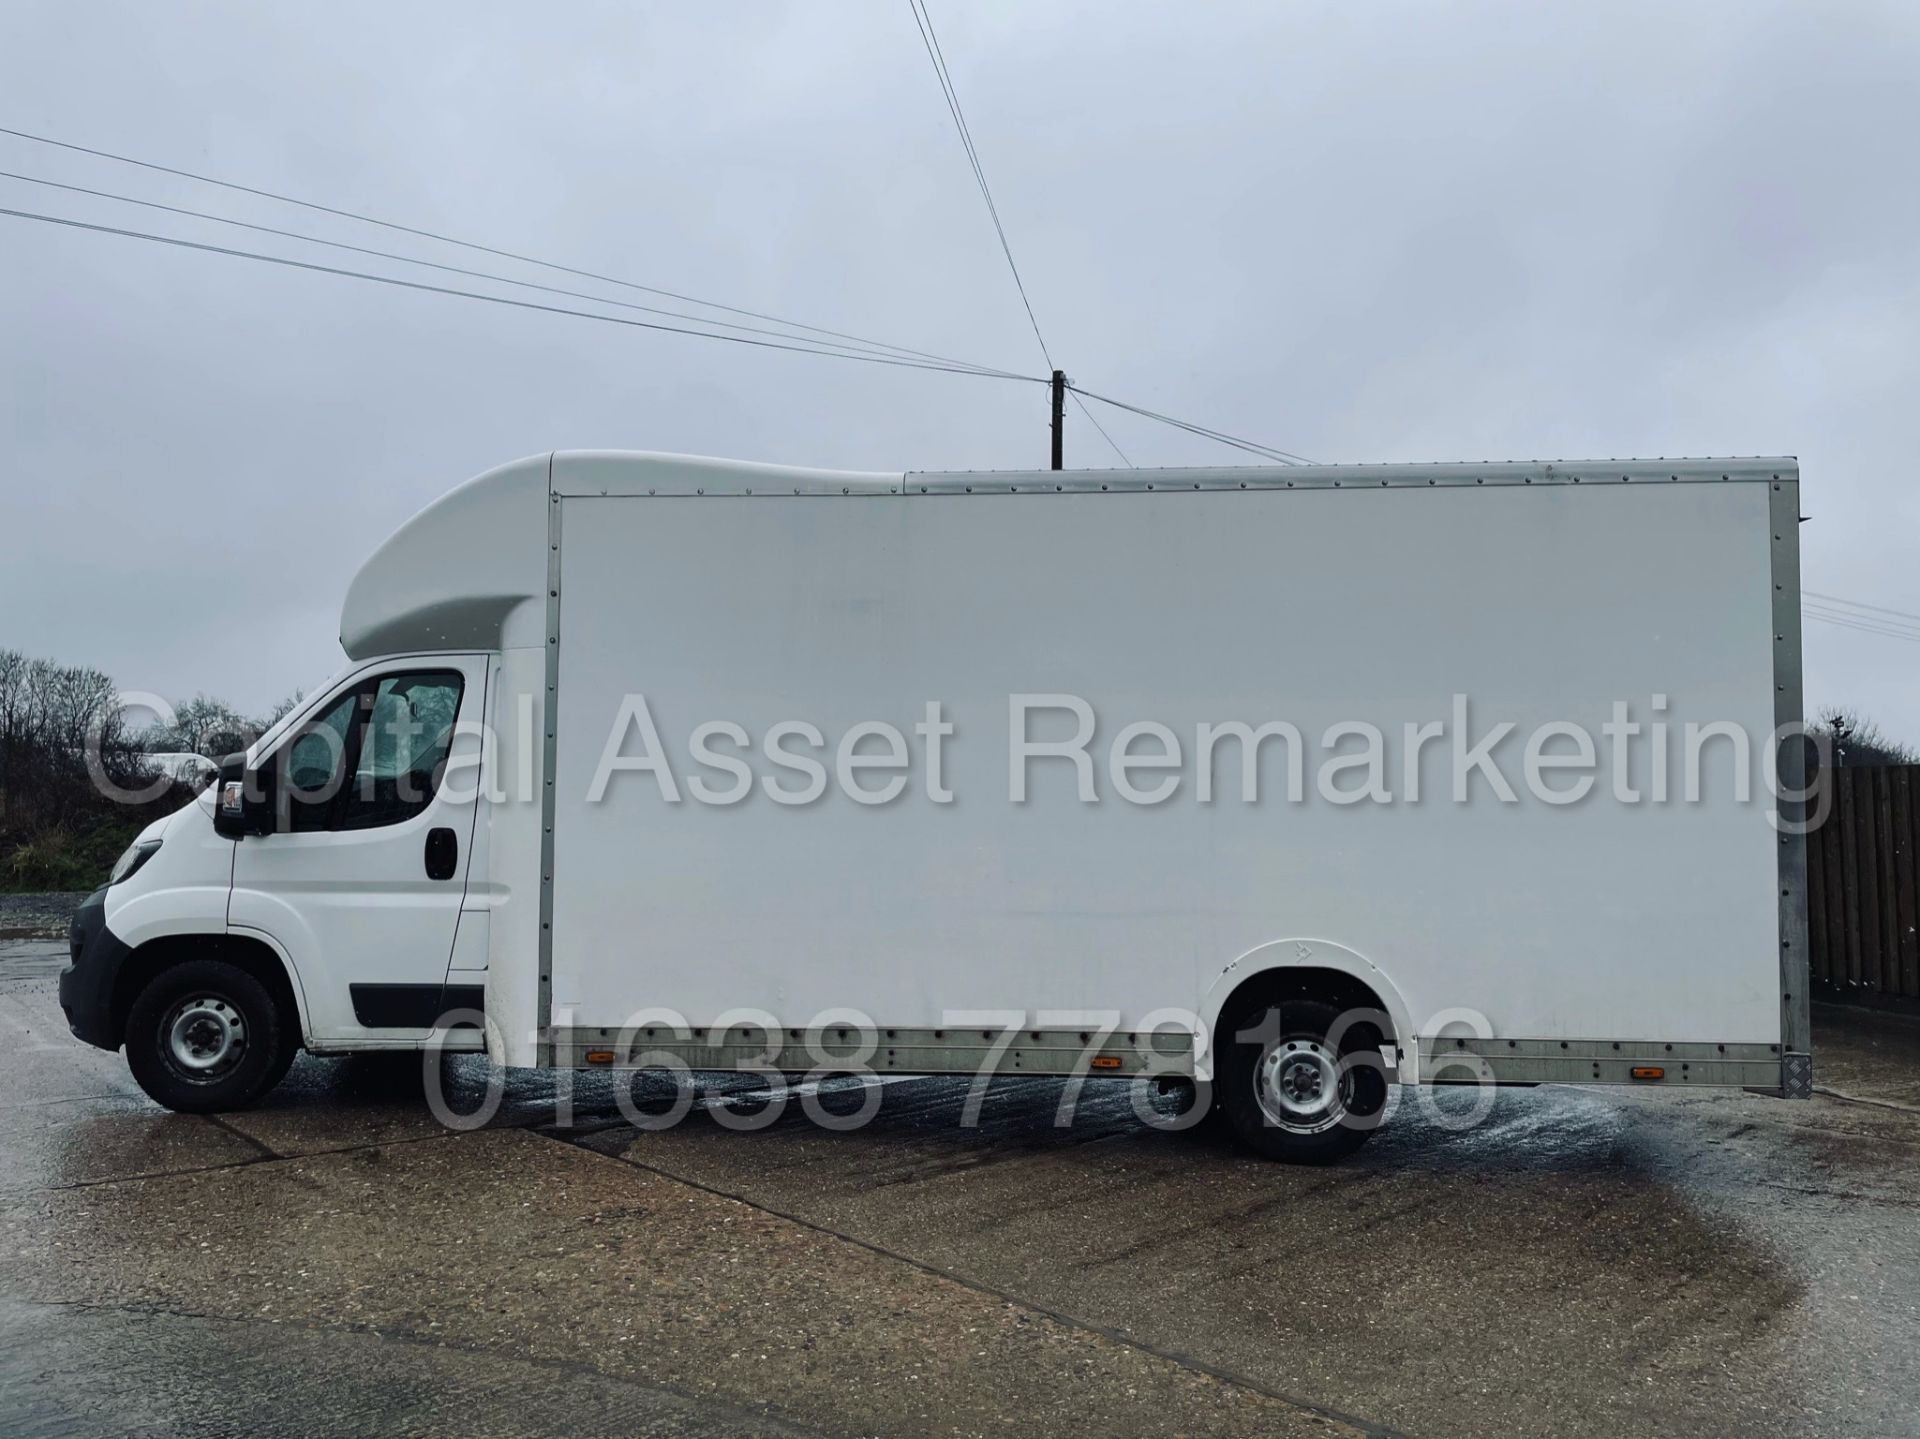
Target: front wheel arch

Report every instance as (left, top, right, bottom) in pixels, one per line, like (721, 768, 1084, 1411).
(112, 934, 304, 1052)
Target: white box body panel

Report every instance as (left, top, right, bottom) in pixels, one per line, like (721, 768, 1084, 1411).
(541, 470, 1789, 1060)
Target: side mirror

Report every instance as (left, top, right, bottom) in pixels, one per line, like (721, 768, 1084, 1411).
(212, 752, 275, 838)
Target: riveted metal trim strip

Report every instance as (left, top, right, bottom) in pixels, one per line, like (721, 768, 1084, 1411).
(1420, 1036, 1786, 1088)
(1770, 465, 1812, 1092)
(551, 1025, 1195, 1077)
(903, 458, 1794, 496)
(537, 459, 562, 1061)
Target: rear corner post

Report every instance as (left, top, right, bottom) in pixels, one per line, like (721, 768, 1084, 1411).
(538, 458, 562, 1064)
(1770, 466, 1812, 1097)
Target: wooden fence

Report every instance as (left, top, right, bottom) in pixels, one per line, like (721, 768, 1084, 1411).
(1808, 763, 1920, 1008)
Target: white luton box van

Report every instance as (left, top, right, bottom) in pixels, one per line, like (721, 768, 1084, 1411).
(63, 451, 1813, 1161)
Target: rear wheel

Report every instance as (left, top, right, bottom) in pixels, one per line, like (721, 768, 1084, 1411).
(125, 959, 295, 1113)
(1218, 997, 1389, 1163)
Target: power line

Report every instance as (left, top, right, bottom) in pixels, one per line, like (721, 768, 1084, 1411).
(0, 168, 1021, 376)
(1068, 389, 1133, 467)
(1, 124, 1317, 464)
(1805, 615, 1920, 644)
(1068, 385, 1316, 466)
(1804, 589, 1920, 628)
(1803, 601, 1905, 628)
(1801, 590, 1920, 642)
(1803, 603, 1920, 642)
(905, 0, 1055, 373)
(0, 167, 1023, 377)
(892, 15, 1312, 471)
(0, 179, 1307, 462)
(1070, 386, 1315, 465)
(1803, 605, 1920, 644)
(0, 122, 1014, 377)
(0, 203, 1047, 382)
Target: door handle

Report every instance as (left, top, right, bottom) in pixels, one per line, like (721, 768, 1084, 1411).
(424, 827, 458, 881)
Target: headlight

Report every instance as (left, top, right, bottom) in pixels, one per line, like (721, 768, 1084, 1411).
(109, 839, 162, 885)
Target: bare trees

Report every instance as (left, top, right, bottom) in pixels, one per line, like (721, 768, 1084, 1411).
(0, 649, 143, 829)
(1811, 707, 1920, 768)
(142, 689, 303, 760)
(0, 649, 174, 888)
(1, 649, 308, 889)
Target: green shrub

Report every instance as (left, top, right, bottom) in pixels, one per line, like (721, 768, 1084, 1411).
(2, 811, 178, 893)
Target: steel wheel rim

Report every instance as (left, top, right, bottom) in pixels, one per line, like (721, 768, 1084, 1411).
(163, 996, 247, 1080)
(1255, 1038, 1347, 1134)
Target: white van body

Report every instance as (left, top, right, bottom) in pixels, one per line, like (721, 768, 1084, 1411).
(71, 452, 1812, 1149)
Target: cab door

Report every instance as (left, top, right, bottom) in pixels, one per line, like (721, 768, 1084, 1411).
(228, 656, 489, 1042)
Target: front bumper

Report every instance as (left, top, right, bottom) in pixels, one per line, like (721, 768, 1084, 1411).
(58, 885, 131, 1051)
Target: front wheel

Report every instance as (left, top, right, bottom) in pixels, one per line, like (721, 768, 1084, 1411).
(125, 959, 295, 1113)
(1217, 997, 1390, 1163)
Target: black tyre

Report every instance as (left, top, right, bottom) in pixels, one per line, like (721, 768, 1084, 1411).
(124, 959, 295, 1113)
(1218, 997, 1390, 1163)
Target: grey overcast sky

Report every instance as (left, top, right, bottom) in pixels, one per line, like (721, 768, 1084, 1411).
(2, 1, 1917, 727)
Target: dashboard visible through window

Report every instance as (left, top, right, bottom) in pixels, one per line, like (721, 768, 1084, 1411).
(339, 672, 464, 829)
(271, 670, 464, 833)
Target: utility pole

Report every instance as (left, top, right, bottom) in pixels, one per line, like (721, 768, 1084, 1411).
(1050, 369, 1066, 471)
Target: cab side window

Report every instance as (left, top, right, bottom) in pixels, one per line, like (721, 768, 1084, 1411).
(278, 690, 360, 833)
(337, 672, 465, 830)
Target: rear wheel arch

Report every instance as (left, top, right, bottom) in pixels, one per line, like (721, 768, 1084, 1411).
(1197, 940, 1410, 1078)
(112, 933, 307, 1049)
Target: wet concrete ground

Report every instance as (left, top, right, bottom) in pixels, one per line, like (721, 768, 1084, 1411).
(3, 937, 1918, 1437)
